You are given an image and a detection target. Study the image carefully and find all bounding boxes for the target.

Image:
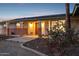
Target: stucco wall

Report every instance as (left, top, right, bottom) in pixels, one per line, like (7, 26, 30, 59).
(9, 24, 16, 35)
(0, 25, 5, 34)
(0, 16, 78, 36)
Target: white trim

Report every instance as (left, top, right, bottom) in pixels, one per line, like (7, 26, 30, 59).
(73, 6, 78, 16)
(21, 44, 48, 56)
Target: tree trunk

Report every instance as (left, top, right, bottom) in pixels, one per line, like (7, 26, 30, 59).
(65, 3, 71, 30)
(65, 3, 72, 43)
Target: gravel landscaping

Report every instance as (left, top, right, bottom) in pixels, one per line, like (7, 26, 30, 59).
(23, 38, 79, 56)
(23, 38, 52, 55)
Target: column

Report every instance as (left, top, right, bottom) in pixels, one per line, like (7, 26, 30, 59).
(45, 21, 49, 35)
(5, 22, 9, 36)
(49, 20, 52, 31)
(23, 22, 28, 35)
(38, 20, 42, 37)
(20, 22, 24, 36)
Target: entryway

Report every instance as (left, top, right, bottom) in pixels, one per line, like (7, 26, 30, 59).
(28, 21, 39, 36)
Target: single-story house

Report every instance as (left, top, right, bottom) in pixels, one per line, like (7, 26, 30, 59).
(0, 4, 79, 37)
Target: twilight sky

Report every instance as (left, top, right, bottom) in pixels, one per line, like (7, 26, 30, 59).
(0, 3, 74, 21)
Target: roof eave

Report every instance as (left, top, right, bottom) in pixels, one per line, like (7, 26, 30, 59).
(72, 4, 79, 16)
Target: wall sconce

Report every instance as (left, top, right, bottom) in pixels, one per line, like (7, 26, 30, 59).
(16, 23, 20, 27)
(4, 24, 7, 27)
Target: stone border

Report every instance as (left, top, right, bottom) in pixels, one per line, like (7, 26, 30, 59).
(21, 43, 48, 56)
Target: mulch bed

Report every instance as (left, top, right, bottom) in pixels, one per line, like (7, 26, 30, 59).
(23, 38, 79, 56)
(23, 38, 53, 55)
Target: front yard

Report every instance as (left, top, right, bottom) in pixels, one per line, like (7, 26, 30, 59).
(23, 21, 79, 56)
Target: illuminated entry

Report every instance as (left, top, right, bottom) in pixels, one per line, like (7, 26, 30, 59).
(28, 22, 35, 35)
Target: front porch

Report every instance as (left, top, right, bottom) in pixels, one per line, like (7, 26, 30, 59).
(2, 19, 65, 38)
(16, 20, 65, 37)
(16, 20, 49, 36)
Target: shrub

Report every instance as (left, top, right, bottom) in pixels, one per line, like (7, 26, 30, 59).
(47, 20, 79, 50)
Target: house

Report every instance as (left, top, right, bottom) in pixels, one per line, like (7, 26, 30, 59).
(0, 4, 79, 37)
(0, 14, 65, 37)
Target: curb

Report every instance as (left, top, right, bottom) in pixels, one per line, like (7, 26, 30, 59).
(6, 37, 25, 43)
(7, 39, 23, 43)
(6, 37, 33, 43)
(21, 44, 48, 56)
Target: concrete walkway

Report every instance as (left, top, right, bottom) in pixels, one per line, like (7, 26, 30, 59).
(0, 40, 39, 56)
(6, 37, 47, 56)
(7, 36, 36, 43)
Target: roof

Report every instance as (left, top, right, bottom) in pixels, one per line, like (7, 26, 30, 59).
(72, 4, 79, 16)
(14, 14, 66, 21)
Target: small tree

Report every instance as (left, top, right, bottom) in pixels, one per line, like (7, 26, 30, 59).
(47, 20, 79, 55)
(48, 20, 65, 44)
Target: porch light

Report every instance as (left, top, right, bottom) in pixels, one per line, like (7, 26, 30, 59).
(16, 23, 20, 27)
(29, 23, 33, 27)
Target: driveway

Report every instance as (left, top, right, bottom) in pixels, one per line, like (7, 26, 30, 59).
(0, 40, 39, 56)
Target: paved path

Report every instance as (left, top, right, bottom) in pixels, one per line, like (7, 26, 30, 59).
(0, 40, 39, 56)
(7, 37, 35, 43)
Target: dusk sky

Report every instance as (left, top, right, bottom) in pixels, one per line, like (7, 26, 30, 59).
(0, 3, 74, 21)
